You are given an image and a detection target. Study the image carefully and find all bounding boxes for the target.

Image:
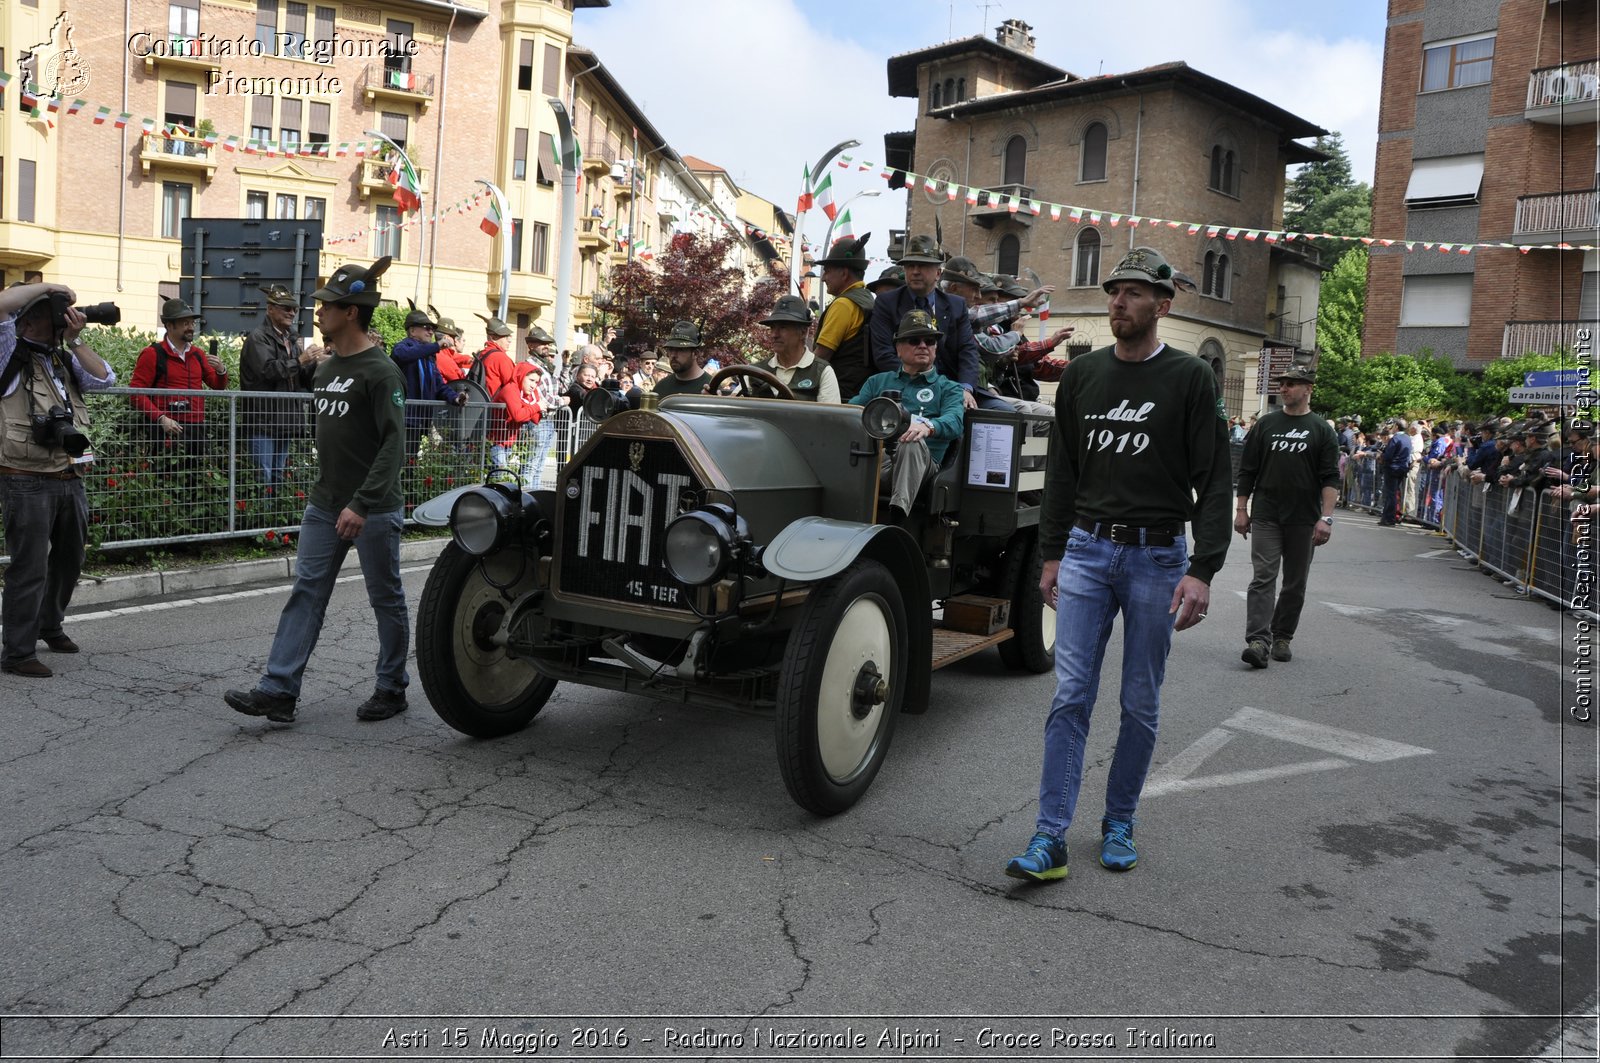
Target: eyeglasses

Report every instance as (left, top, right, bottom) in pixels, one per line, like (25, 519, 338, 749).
(901, 337, 937, 348)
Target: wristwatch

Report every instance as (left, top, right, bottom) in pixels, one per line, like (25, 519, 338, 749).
(1320, 516, 1334, 526)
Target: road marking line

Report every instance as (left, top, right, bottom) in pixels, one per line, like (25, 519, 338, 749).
(1416, 548, 1453, 559)
(1226, 706, 1434, 762)
(67, 565, 435, 624)
(1144, 707, 1433, 800)
(1322, 601, 1385, 616)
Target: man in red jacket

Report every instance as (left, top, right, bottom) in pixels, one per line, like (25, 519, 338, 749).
(131, 298, 229, 451)
(476, 316, 540, 483)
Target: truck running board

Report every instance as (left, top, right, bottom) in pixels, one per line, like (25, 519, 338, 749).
(931, 626, 1015, 670)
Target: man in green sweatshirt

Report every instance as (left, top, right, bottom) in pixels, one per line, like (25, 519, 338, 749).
(1006, 246, 1232, 883)
(1234, 363, 1339, 669)
(225, 257, 411, 725)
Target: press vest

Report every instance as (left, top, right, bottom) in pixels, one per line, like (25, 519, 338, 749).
(821, 286, 876, 399)
(0, 349, 93, 473)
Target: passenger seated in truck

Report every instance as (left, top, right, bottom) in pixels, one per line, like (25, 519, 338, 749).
(848, 309, 965, 525)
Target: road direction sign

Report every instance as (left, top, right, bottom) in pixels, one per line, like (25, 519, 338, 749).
(1524, 369, 1586, 388)
(1509, 386, 1588, 405)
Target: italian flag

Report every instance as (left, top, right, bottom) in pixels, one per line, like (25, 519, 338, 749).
(388, 154, 422, 212)
(388, 69, 417, 91)
(796, 163, 813, 214)
(835, 208, 854, 240)
(815, 170, 837, 221)
(114, 112, 131, 129)
(480, 196, 502, 237)
(93, 105, 110, 124)
(140, 117, 156, 135)
(67, 98, 86, 116)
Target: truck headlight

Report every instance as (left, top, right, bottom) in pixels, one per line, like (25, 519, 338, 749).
(861, 395, 910, 440)
(664, 503, 748, 586)
(450, 486, 517, 556)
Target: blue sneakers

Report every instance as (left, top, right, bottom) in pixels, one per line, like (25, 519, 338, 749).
(1005, 831, 1068, 882)
(1100, 818, 1137, 871)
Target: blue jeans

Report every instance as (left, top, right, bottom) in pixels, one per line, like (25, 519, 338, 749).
(526, 417, 557, 489)
(249, 434, 291, 488)
(260, 504, 409, 700)
(0, 474, 88, 665)
(1036, 527, 1189, 836)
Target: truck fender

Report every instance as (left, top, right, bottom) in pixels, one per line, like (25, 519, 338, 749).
(762, 517, 933, 715)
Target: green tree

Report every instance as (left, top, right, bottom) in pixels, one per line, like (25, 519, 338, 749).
(1284, 133, 1371, 266)
(608, 233, 780, 365)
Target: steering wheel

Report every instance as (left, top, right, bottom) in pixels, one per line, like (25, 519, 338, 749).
(706, 364, 795, 401)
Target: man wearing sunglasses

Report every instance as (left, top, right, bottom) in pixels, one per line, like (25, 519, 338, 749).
(847, 310, 964, 525)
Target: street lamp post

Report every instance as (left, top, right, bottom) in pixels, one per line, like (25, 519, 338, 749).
(364, 129, 422, 305)
(548, 98, 578, 383)
(789, 139, 859, 297)
(475, 179, 512, 322)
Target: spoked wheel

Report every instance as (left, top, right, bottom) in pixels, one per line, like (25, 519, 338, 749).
(776, 560, 907, 815)
(416, 543, 556, 737)
(998, 530, 1056, 674)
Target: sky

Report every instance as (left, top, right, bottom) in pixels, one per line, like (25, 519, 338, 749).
(577, 0, 1387, 268)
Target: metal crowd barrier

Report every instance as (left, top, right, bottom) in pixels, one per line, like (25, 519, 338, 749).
(0, 387, 598, 561)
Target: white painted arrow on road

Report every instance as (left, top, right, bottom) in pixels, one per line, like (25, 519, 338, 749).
(1144, 707, 1433, 799)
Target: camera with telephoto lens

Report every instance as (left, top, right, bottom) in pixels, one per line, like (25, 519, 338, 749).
(46, 290, 121, 331)
(31, 404, 91, 458)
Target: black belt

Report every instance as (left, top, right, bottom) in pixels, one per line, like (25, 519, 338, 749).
(1074, 517, 1183, 546)
(0, 465, 82, 481)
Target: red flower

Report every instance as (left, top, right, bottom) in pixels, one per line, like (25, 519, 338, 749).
(105, 478, 118, 488)
(236, 501, 248, 512)
(424, 476, 434, 486)
(265, 530, 277, 542)
(295, 490, 305, 500)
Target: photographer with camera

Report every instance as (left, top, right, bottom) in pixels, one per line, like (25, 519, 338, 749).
(0, 283, 118, 678)
(131, 299, 229, 452)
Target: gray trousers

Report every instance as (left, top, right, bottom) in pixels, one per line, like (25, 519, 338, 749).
(0, 474, 89, 665)
(1245, 519, 1315, 646)
(879, 438, 934, 513)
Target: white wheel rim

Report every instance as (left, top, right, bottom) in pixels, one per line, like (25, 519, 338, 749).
(453, 563, 541, 706)
(817, 596, 893, 782)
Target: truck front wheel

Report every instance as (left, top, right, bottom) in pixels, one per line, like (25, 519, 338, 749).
(776, 560, 907, 815)
(416, 543, 556, 737)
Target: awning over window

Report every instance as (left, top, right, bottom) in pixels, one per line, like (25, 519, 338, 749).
(1404, 154, 1484, 208)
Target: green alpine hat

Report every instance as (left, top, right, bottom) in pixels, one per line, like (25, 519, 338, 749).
(897, 233, 944, 265)
(161, 297, 200, 321)
(941, 255, 985, 288)
(894, 309, 942, 341)
(815, 233, 871, 272)
(761, 294, 813, 327)
(526, 324, 554, 345)
(313, 257, 391, 308)
(1274, 365, 1316, 385)
(1103, 246, 1176, 296)
(475, 312, 512, 337)
(867, 264, 905, 293)
(404, 307, 435, 330)
(661, 319, 703, 348)
(434, 316, 461, 338)
(258, 284, 298, 309)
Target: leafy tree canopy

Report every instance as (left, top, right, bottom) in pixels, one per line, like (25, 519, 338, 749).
(606, 233, 781, 366)
(1284, 133, 1371, 266)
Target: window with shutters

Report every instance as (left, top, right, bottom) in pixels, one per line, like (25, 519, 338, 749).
(250, 97, 272, 144)
(1002, 136, 1027, 186)
(375, 205, 401, 258)
(1081, 122, 1107, 183)
(307, 101, 329, 147)
(1421, 34, 1493, 92)
(313, 6, 335, 51)
(279, 98, 301, 150)
(255, 0, 277, 53)
(542, 43, 561, 97)
(164, 81, 198, 155)
(518, 40, 534, 92)
(1073, 228, 1102, 287)
(1399, 275, 1472, 326)
(168, 0, 199, 48)
(161, 181, 191, 238)
(385, 20, 413, 75)
(536, 131, 557, 186)
(997, 234, 1020, 278)
(532, 222, 550, 274)
(513, 128, 528, 181)
(283, 2, 307, 59)
(511, 219, 524, 271)
(18, 159, 36, 223)
(381, 111, 408, 152)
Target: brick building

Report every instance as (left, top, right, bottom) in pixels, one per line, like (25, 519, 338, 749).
(0, 0, 738, 348)
(883, 19, 1328, 414)
(1365, 0, 1598, 366)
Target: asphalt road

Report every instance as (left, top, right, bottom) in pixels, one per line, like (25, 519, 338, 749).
(1, 510, 1593, 1061)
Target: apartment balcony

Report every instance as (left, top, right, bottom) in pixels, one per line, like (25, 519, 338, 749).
(1513, 189, 1599, 244)
(581, 153, 611, 179)
(0, 221, 57, 266)
(577, 216, 607, 252)
(1503, 320, 1592, 358)
(968, 183, 1037, 229)
(359, 156, 429, 200)
(571, 294, 594, 323)
(359, 63, 435, 113)
(486, 271, 552, 312)
(141, 36, 221, 75)
(1526, 60, 1600, 124)
(138, 131, 218, 180)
